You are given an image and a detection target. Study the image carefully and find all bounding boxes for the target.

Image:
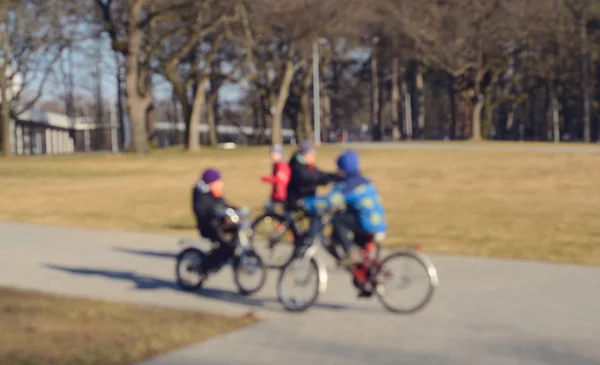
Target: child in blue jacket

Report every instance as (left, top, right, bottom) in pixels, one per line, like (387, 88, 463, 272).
(299, 149, 387, 267)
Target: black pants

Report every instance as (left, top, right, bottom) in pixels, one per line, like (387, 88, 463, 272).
(204, 243, 235, 272)
(198, 225, 237, 272)
(331, 212, 368, 254)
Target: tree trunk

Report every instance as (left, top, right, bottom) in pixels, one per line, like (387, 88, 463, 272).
(301, 68, 312, 142)
(580, 10, 591, 142)
(0, 13, 10, 155)
(271, 60, 296, 146)
(0, 63, 10, 156)
(124, 18, 149, 153)
(402, 78, 412, 140)
(252, 97, 261, 144)
(207, 74, 221, 146)
(463, 94, 471, 139)
(471, 96, 484, 141)
(391, 57, 401, 141)
(207, 94, 218, 146)
(0, 29, 11, 156)
(300, 89, 310, 142)
(506, 105, 516, 131)
(94, 45, 104, 127)
(258, 92, 268, 144)
(551, 88, 560, 143)
(370, 53, 381, 140)
(146, 100, 157, 146)
(448, 74, 457, 140)
(416, 63, 425, 139)
(186, 76, 209, 151)
(483, 88, 493, 139)
(321, 92, 331, 142)
(115, 52, 126, 149)
(330, 60, 341, 131)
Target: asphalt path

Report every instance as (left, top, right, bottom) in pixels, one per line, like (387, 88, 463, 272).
(1, 222, 599, 365)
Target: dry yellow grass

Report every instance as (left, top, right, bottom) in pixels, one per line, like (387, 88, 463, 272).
(0, 286, 256, 365)
(1, 143, 599, 264)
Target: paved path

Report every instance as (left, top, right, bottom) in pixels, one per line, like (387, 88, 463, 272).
(1, 222, 599, 365)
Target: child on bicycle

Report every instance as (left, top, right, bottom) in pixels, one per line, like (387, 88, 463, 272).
(288, 141, 341, 245)
(261, 145, 291, 210)
(192, 168, 240, 274)
(298, 149, 387, 283)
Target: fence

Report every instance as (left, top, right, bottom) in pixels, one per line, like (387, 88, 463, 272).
(11, 111, 297, 156)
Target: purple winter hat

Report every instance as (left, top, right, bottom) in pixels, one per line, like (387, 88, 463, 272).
(298, 140, 315, 154)
(202, 168, 222, 184)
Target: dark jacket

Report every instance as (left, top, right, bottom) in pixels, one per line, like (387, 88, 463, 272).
(192, 180, 236, 245)
(286, 152, 335, 209)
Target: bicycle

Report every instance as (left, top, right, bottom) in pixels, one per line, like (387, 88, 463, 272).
(175, 207, 267, 296)
(250, 203, 382, 269)
(276, 210, 439, 313)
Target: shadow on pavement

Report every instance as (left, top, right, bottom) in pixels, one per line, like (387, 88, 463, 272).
(113, 247, 177, 259)
(42, 263, 351, 313)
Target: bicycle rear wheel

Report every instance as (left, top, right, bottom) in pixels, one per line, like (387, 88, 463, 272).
(374, 251, 438, 314)
(277, 255, 322, 312)
(175, 247, 208, 291)
(250, 213, 296, 269)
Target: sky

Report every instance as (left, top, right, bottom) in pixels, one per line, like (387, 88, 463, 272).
(34, 35, 245, 107)
(30, 33, 371, 107)
(22, 30, 372, 131)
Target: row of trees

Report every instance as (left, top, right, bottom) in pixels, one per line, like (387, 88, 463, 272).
(1, 0, 600, 155)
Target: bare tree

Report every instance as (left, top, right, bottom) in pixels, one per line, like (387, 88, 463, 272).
(94, 0, 197, 153)
(241, 0, 357, 145)
(0, 0, 77, 155)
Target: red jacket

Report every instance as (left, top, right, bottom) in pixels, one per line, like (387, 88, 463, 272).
(261, 161, 291, 202)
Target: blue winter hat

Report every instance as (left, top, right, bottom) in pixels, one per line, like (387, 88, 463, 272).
(336, 150, 360, 174)
(270, 144, 283, 155)
(298, 140, 316, 154)
(202, 168, 222, 184)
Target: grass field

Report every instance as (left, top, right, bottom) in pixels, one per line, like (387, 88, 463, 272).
(1, 142, 599, 264)
(0, 286, 256, 365)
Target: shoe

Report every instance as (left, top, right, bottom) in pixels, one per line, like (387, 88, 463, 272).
(357, 289, 373, 298)
(339, 247, 362, 268)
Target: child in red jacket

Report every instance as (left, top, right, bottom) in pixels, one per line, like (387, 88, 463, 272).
(261, 145, 291, 206)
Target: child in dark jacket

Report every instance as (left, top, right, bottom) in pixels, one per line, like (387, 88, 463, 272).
(192, 168, 239, 273)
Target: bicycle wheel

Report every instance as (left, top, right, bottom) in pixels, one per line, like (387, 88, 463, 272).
(277, 255, 322, 312)
(233, 250, 267, 296)
(175, 247, 208, 291)
(374, 251, 439, 314)
(250, 213, 296, 269)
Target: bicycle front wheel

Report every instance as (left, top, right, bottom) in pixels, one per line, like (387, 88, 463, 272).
(250, 213, 296, 269)
(277, 255, 322, 312)
(232, 250, 267, 296)
(375, 251, 439, 314)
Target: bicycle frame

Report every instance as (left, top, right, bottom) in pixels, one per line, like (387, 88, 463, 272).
(178, 208, 255, 270)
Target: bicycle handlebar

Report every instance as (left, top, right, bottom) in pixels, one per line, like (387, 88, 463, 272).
(220, 207, 250, 224)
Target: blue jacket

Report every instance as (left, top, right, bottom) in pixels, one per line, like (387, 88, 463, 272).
(301, 173, 387, 234)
